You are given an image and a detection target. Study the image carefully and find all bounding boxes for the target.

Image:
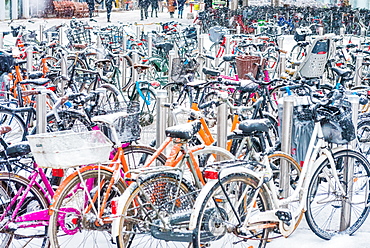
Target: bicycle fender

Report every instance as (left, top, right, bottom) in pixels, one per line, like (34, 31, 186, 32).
(188, 166, 261, 231)
(111, 182, 138, 239)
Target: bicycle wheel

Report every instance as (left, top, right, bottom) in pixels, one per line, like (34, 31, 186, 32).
(192, 172, 272, 248)
(0, 172, 49, 248)
(305, 149, 370, 240)
(45, 110, 92, 133)
(193, 145, 235, 168)
(357, 119, 370, 158)
(48, 168, 126, 248)
(0, 109, 27, 143)
(116, 172, 196, 248)
(129, 86, 157, 127)
(122, 145, 167, 169)
(289, 44, 306, 62)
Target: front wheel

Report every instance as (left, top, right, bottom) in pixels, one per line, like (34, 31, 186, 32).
(192, 172, 272, 248)
(116, 172, 196, 248)
(305, 149, 370, 240)
(48, 168, 126, 248)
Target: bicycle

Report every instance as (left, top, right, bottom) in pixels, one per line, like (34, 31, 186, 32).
(110, 119, 235, 248)
(189, 84, 370, 248)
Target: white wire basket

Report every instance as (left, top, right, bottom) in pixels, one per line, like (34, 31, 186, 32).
(27, 130, 113, 169)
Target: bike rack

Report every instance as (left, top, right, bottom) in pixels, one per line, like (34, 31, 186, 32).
(36, 87, 47, 134)
(120, 53, 127, 88)
(341, 94, 360, 231)
(280, 95, 294, 203)
(147, 33, 154, 57)
(217, 91, 228, 152)
(156, 89, 168, 149)
(0, 32, 3, 49)
(26, 47, 33, 74)
(354, 54, 364, 86)
(39, 24, 44, 44)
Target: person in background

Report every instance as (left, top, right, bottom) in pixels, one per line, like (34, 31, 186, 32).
(177, 0, 186, 18)
(150, 0, 159, 17)
(105, 0, 113, 22)
(87, 0, 95, 18)
(139, 0, 150, 20)
(167, 0, 176, 18)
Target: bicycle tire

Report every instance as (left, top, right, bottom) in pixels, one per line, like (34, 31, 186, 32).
(0, 172, 50, 248)
(193, 145, 235, 168)
(119, 55, 134, 91)
(129, 86, 157, 127)
(0, 109, 27, 143)
(48, 168, 126, 248)
(45, 110, 92, 133)
(116, 172, 196, 248)
(162, 82, 191, 108)
(192, 172, 272, 248)
(122, 145, 167, 169)
(289, 44, 306, 61)
(357, 119, 370, 158)
(305, 149, 370, 240)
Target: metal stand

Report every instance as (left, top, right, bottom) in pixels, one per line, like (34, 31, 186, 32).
(36, 88, 47, 134)
(340, 95, 359, 231)
(26, 48, 33, 74)
(147, 33, 154, 57)
(354, 54, 364, 86)
(0, 32, 3, 49)
(156, 90, 168, 149)
(280, 96, 294, 203)
(217, 91, 228, 153)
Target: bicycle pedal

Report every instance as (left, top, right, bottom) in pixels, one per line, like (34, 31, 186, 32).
(275, 210, 292, 226)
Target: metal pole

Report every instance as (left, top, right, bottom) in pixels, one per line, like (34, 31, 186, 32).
(354, 54, 364, 86)
(198, 34, 205, 80)
(136, 25, 141, 40)
(0, 32, 3, 49)
(120, 54, 127, 91)
(280, 96, 294, 203)
(36, 88, 47, 134)
(147, 33, 153, 57)
(59, 26, 64, 46)
(279, 53, 286, 79)
(217, 91, 228, 153)
(132, 52, 139, 84)
(340, 94, 359, 231)
(97, 35, 103, 60)
(26, 47, 33, 74)
(156, 90, 168, 148)
(168, 50, 176, 84)
(39, 24, 44, 43)
(236, 25, 241, 35)
(318, 26, 324, 36)
(121, 31, 127, 52)
(277, 36, 284, 50)
(224, 35, 232, 74)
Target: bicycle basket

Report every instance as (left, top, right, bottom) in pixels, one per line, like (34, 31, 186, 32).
(235, 55, 264, 79)
(209, 26, 228, 43)
(27, 130, 112, 169)
(317, 104, 355, 144)
(98, 101, 141, 143)
(171, 58, 199, 83)
(0, 50, 14, 74)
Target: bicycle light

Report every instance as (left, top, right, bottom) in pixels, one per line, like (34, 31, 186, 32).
(203, 168, 218, 180)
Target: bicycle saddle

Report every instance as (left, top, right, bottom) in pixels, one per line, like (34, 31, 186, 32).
(202, 67, 220, 77)
(223, 55, 237, 62)
(165, 121, 201, 140)
(20, 78, 51, 86)
(28, 71, 44, 79)
(331, 67, 352, 78)
(238, 119, 271, 134)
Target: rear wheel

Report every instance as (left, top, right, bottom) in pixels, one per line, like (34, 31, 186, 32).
(48, 168, 126, 248)
(305, 149, 370, 239)
(192, 172, 272, 248)
(0, 172, 50, 248)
